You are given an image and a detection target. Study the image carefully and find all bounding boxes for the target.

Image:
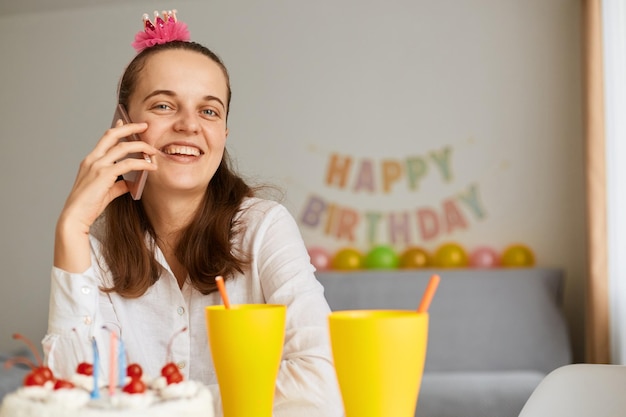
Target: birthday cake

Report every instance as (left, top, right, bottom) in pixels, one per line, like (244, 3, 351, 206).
(0, 379, 214, 417)
(0, 334, 214, 417)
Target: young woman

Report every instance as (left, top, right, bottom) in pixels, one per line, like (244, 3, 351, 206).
(45, 11, 342, 416)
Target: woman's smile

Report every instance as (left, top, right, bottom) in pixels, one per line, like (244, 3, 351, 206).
(162, 144, 202, 156)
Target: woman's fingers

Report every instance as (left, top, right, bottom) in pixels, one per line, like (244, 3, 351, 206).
(97, 139, 158, 168)
(60, 122, 158, 230)
(75, 142, 156, 191)
(88, 121, 151, 162)
(77, 148, 157, 193)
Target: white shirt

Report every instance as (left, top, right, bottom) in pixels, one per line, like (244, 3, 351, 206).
(44, 198, 343, 417)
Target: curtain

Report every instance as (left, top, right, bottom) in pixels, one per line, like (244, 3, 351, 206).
(583, 0, 609, 364)
(602, 0, 626, 364)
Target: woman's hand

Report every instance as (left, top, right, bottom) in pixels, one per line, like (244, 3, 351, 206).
(54, 121, 158, 272)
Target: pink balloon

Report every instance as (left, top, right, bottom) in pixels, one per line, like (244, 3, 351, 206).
(308, 247, 331, 271)
(469, 246, 500, 268)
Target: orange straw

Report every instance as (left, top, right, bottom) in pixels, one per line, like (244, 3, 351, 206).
(417, 274, 440, 313)
(215, 276, 231, 309)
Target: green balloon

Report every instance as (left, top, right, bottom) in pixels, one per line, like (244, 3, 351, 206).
(365, 245, 399, 269)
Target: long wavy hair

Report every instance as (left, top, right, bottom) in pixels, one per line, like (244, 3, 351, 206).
(100, 41, 253, 298)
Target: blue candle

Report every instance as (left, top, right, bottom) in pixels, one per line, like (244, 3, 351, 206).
(91, 337, 100, 399)
(118, 338, 126, 387)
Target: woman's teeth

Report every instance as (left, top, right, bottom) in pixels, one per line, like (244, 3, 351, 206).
(161, 145, 201, 156)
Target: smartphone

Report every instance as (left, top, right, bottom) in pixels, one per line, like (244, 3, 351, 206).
(111, 104, 150, 200)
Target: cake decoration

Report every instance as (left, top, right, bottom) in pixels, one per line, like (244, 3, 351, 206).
(160, 326, 188, 385)
(123, 363, 146, 394)
(4, 333, 56, 387)
(0, 328, 214, 416)
(91, 336, 101, 399)
(72, 328, 94, 377)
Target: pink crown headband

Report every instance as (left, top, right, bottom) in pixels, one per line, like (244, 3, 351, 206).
(131, 9, 190, 53)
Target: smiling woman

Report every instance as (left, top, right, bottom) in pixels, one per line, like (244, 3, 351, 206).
(105, 44, 233, 295)
(43, 10, 342, 417)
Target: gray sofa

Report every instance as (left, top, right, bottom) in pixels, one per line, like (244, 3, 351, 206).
(315, 268, 572, 417)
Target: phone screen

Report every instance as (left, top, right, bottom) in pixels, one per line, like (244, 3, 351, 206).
(111, 104, 149, 200)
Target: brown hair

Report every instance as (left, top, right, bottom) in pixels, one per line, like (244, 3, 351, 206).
(100, 41, 252, 298)
(118, 40, 231, 119)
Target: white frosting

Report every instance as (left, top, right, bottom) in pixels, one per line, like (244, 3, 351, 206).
(102, 391, 156, 409)
(70, 373, 98, 392)
(150, 376, 168, 391)
(159, 380, 201, 400)
(46, 388, 91, 408)
(13, 386, 52, 401)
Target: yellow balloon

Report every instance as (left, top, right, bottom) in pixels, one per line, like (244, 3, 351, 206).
(433, 243, 468, 268)
(332, 247, 364, 270)
(399, 247, 431, 269)
(501, 244, 535, 267)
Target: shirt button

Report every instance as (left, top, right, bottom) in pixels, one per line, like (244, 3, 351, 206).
(81, 286, 91, 295)
(177, 361, 186, 369)
(84, 315, 92, 325)
(177, 306, 185, 315)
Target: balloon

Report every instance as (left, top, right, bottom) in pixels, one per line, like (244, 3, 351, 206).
(331, 247, 364, 271)
(501, 244, 535, 267)
(307, 246, 331, 271)
(469, 246, 500, 268)
(399, 247, 431, 269)
(433, 242, 469, 268)
(364, 245, 399, 269)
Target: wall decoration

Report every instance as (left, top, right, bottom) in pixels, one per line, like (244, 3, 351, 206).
(501, 244, 535, 268)
(468, 246, 500, 268)
(432, 242, 469, 268)
(298, 145, 487, 249)
(398, 247, 431, 269)
(331, 247, 364, 271)
(363, 245, 400, 270)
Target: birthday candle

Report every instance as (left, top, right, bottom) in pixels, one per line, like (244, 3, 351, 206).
(118, 338, 126, 387)
(91, 337, 100, 399)
(109, 331, 118, 396)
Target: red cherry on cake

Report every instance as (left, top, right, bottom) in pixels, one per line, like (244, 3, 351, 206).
(166, 370, 184, 385)
(126, 363, 143, 379)
(36, 366, 54, 382)
(24, 369, 52, 387)
(71, 328, 93, 376)
(76, 362, 93, 376)
(161, 362, 179, 378)
(123, 377, 146, 394)
(53, 379, 75, 390)
(22, 366, 54, 387)
(161, 326, 188, 385)
(122, 363, 147, 394)
(23, 368, 54, 386)
(161, 362, 184, 385)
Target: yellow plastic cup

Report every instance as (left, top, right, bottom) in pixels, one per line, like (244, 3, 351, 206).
(206, 304, 286, 417)
(329, 310, 428, 417)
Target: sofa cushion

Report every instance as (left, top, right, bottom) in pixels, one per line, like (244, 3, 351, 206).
(416, 371, 544, 417)
(316, 268, 571, 373)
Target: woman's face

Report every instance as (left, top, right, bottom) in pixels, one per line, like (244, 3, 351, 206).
(126, 49, 229, 199)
